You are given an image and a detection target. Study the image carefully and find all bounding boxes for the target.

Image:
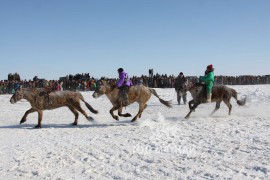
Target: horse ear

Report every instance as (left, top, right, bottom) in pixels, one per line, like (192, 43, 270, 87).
(14, 86, 22, 94)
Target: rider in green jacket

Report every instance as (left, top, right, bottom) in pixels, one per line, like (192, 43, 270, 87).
(199, 64, 215, 103)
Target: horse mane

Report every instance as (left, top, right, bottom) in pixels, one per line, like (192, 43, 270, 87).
(102, 81, 117, 91)
(22, 87, 45, 91)
(194, 82, 205, 87)
(111, 84, 117, 90)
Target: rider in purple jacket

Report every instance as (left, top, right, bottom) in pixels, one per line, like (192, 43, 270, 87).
(117, 68, 132, 106)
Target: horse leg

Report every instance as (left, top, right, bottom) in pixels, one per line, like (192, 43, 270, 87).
(35, 110, 43, 128)
(68, 106, 79, 125)
(118, 107, 132, 117)
(210, 101, 221, 116)
(223, 99, 232, 115)
(20, 108, 36, 124)
(139, 104, 147, 118)
(188, 100, 195, 112)
(185, 103, 199, 119)
(74, 103, 94, 121)
(110, 104, 121, 121)
(131, 103, 146, 122)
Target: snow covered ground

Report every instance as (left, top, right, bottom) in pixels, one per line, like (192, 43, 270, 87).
(0, 85, 269, 179)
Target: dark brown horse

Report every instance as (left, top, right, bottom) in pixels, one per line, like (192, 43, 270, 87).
(10, 88, 98, 128)
(183, 82, 246, 119)
(92, 83, 172, 122)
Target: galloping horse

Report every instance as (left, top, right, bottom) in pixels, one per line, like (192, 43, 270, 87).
(183, 82, 246, 119)
(92, 82, 172, 122)
(10, 88, 98, 128)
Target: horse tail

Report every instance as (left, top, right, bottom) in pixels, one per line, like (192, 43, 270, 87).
(78, 93, 98, 114)
(231, 88, 246, 106)
(149, 88, 172, 108)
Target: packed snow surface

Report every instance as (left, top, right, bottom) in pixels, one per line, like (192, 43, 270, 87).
(0, 85, 269, 179)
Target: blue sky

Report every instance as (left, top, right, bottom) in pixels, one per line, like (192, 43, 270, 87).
(0, 0, 269, 80)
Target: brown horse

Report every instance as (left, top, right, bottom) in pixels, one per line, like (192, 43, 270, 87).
(183, 82, 246, 119)
(10, 88, 98, 128)
(92, 83, 172, 122)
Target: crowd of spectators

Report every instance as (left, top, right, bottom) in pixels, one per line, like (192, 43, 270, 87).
(0, 73, 269, 94)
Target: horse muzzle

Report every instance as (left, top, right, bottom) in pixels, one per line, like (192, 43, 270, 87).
(10, 98, 16, 104)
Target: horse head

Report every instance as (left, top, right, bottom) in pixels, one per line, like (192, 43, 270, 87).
(182, 81, 194, 92)
(92, 81, 116, 98)
(10, 87, 24, 104)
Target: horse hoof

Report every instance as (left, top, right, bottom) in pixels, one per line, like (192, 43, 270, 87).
(114, 116, 119, 121)
(72, 122, 78, 126)
(131, 119, 137, 122)
(20, 119, 26, 124)
(87, 116, 94, 121)
(127, 113, 132, 117)
(185, 116, 189, 119)
(34, 125, 41, 128)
